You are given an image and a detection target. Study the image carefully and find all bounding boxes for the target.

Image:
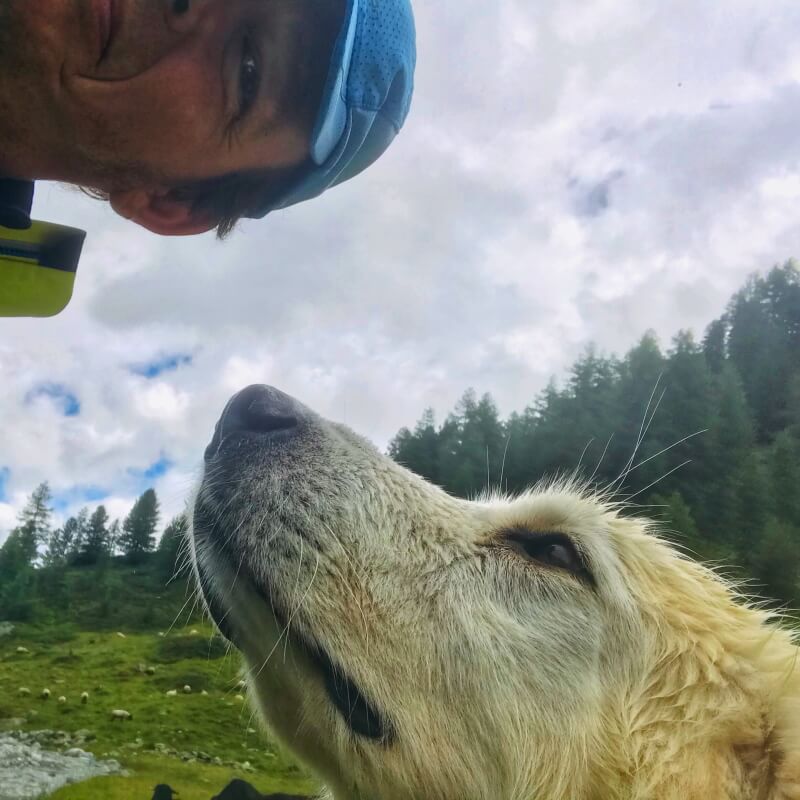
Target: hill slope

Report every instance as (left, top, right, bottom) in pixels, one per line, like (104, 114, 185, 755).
(0, 561, 319, 799)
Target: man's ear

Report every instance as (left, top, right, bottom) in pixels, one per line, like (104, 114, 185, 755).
(108, 187, 217, 236)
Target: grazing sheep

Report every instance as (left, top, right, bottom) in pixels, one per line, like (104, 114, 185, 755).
(165, 689, 178, 697)
(17, 687, 30, 697)
(182, 685, 192, 694)
(15, 646, 29, 654)
(40, 688, 50, 700)
(116, 632, 126, 639)
(201, 690, 209, 696)
(145, 666, 156, 675)
(110, 709, 132, 721)
(191, 385, 800, 800)
(57, 696, 66, 704)
(80, 692, 89, 704)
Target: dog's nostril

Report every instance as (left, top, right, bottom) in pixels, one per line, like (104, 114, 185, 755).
(205, 385, 299, 460)
(240, 399, 298, 435)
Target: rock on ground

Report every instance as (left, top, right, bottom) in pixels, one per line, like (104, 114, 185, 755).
(0, 734, 124, 800)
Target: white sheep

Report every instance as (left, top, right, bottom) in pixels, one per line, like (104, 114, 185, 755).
(182, 685, 192, 694)
(110, 709, 132, 721)
(116, 632, 126, 639)
(57, 696, 66, 704)
(80, 692, 89, 704)
(200, 690, 209, 696)
(165, 689, 178, 697)
(40, 688, 51, 700)
(16, 646, 29, 654)
(17, 687, 30, 697)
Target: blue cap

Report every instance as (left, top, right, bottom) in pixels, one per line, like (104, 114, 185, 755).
(247, 0, 416, 218)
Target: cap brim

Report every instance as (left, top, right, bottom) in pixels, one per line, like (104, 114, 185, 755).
(309, 0, 361, 166)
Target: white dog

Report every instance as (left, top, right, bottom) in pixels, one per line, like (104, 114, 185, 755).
(190, 385, 800, 800)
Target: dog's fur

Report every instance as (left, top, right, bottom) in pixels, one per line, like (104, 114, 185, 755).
(190, 386, 800, 800)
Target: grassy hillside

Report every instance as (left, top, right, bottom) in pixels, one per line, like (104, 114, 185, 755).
(0, 561, 320, 799)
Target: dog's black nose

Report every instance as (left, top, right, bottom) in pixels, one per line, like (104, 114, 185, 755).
(205, 385, 298, 461)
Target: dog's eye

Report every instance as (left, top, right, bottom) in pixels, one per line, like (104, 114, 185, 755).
(502, 529, 592, 583)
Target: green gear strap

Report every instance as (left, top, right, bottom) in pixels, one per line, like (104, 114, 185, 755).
(0, 221, 86, 317)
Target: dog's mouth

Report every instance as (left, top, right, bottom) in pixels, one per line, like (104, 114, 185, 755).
(192, 503, 394, 745)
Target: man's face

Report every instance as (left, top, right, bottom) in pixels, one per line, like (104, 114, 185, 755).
(2, 0, 316, 188)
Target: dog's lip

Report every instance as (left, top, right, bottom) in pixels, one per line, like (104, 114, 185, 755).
(194, 557, 236, 643)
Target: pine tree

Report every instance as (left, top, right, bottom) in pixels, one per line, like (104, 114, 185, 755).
(388, 408, 441, 486)
(748, 518, 800, 606)
(0, 485, 52, 616)
(158, 514, 189, 578)
(107, 519, 121, 556)
(607, 332, 668, 495)
(46, 515, 79, 565)
(770, 432, 800, 527)
(727, 263, 800, 439)
(14, 483, 53, 564)
(120, 489, 160, 563)
(650, 492, 701, 553)
(0, 529, 35, 596)
(704, 366, 760, 544)
(76, 505, 110, 565)
(66, 508, 90, 564)
(702, 317, 727, 374)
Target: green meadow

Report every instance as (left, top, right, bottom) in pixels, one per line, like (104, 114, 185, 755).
(0, 562, 319, 799)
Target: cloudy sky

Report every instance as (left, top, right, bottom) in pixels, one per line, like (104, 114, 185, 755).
(3, 0, 800, 540)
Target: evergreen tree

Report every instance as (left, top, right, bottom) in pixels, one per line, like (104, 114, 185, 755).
(0, 484, 53, 616)
(607, 332, 668, 495)
(120, 489, 160, 563)
(15, 482, 53, 564)
(748, 518, 800, 606)
(66, 508, 90, 564)
(107, 519, 121, 556)
(650, 492, 701, 553)
(76, 505, 110, 565)
(769, 432, 800, 527)
(0, 528, 36, 600)
(727, 263, 800, 439)
(704, 366, 759, 543)
(158, 514, 189, 579)
(47, 515, 80, 565)
(702, 317, 727, 373)
(388, 408, 440, 485)
(732, 451, 771, 557)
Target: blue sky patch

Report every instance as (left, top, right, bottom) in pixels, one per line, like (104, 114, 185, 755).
(130, 353, 193, 379)
(25, 383, 81, 417)
(51, 485, 110, 514)
(0, 468, 9, 503)
(128, 455, 174, 488)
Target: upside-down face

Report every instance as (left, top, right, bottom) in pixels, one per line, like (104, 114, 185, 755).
(190, 384, 653, 800)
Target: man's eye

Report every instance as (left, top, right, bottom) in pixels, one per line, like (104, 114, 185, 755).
(238, 37, 260, 120)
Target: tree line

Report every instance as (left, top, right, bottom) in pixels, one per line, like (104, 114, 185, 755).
(390, 262, 800, 605)
(2, 263, 798, 616)
(0, 484, 187, 621)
